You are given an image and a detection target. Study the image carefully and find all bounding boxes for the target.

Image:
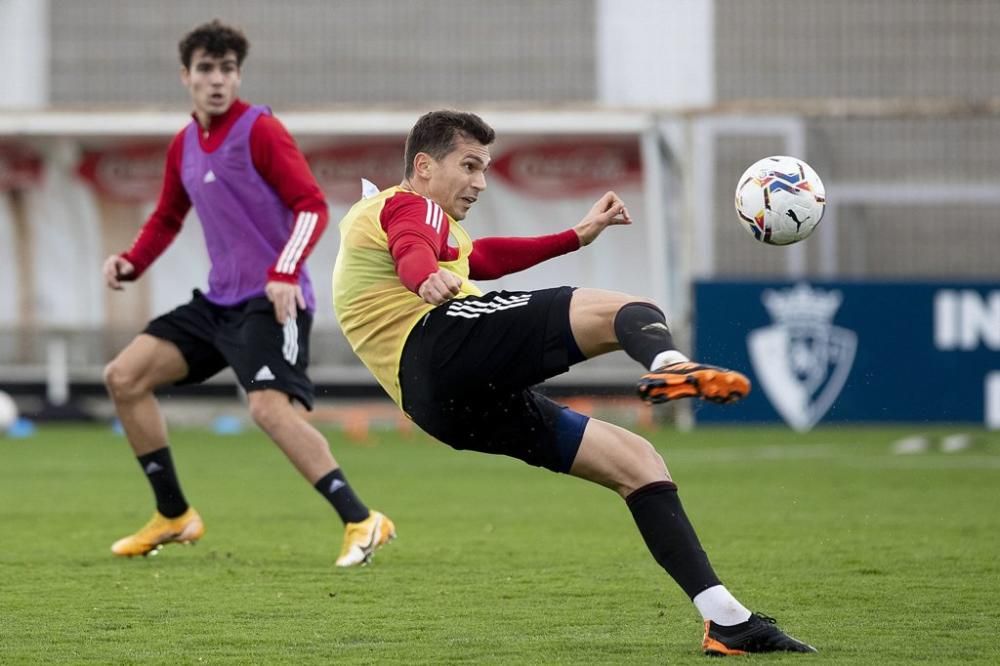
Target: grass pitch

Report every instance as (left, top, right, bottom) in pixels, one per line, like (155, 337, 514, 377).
(1, 422, 998, 664)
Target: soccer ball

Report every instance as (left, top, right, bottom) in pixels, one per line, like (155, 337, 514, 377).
(0, 391, 18, 433)
(734, 155, 826, 245)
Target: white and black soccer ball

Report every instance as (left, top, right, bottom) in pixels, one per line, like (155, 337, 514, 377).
(734, 155, 826, 245)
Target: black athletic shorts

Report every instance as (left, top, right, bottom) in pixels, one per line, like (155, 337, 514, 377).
(144, 290, 315, 409)
(399, 287, 589, 473)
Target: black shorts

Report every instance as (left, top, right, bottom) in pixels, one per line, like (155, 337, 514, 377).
(399, 287, 589, 473)
(144, 290, 315, 409)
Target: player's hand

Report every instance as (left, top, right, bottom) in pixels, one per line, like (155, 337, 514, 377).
(573, 191, 632, 247)
(418, 269, 463, 305)
(103, 255, 135, 290)
(266, 280, 306, 324)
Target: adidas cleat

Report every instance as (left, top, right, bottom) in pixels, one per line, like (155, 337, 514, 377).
(111, 507, 205, 557)
(638, 361, 750, 405)
(336, 510, 396, 567)
(703, 613, 817, 656)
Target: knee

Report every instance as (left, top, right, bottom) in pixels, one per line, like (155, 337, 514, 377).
(571, 289, 659, 355)
(617, 435, 670, 497)
(247, 391, 290, 432)
(635, 435, 668, 476)
(612, 297, 662, 322)
(103, 359, 146, 403)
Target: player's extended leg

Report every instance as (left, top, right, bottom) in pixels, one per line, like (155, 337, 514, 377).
(103, 334, 204, 556)
(568, 418, 815, 655)
(567, 288, 750, 404)
(246, 389, 395, 567)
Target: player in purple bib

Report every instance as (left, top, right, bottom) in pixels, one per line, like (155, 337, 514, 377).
(101, 20, 394, 567)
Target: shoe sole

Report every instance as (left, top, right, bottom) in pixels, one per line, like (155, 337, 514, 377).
(703, 635, 747, 657)
(638, 368, 750, 405)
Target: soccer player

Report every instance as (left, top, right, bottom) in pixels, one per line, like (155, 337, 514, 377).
(333, 110, 816, 655)
(101, 20, 393, 568)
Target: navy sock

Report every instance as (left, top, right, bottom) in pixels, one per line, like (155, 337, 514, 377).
(137, 448, 189, 519)
(315, 469, 370, 524)
(626, 481, 722, 599)
(613, 302, 676, 369)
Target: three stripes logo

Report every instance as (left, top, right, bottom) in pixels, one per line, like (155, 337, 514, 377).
(423, 197, 444, 233)
(445, 293, 531, 319)
(274, 211, 319, 277)
(282, 319, 299, 366)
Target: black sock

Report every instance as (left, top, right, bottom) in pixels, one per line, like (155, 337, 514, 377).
(136, 448, 189, 519)
(613, 302, 676, 369)
(626, 480, 722, 599)
(315, 469, 370, 524)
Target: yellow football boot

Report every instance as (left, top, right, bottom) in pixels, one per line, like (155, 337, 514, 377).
(335, 510, 396, 567)
(111, 507, 205, 557)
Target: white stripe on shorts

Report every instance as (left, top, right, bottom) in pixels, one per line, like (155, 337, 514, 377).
(444, 293, 532, 319)
(282, 318, 299, 365)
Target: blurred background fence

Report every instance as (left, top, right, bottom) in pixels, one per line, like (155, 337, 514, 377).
(1, 0, 997, 426)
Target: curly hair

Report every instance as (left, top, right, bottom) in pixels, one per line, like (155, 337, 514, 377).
(178, 19, 249, 68)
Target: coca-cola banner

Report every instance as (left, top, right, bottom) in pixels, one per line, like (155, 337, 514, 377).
(491, 140, 641, 198)
(77, 144, 167, 203)
(306, 141, 403, 204)
(0, 143, 43, 191)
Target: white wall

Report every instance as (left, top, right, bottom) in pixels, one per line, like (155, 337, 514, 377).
(596, 0, 715, 108)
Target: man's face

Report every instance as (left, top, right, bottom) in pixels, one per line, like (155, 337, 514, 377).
(423, 135, 490, 221)
(182, 48, 241, 120)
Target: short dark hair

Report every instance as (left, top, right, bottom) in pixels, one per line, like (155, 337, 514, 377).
(404, 110, 496, 179)
(178, 20, 249, 69)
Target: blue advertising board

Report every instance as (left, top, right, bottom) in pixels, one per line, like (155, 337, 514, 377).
(693, 281, 1000, 429)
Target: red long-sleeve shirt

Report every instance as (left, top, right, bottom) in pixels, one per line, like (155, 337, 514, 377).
(379, 191, 581, 293)
(121, 99, 328, 284)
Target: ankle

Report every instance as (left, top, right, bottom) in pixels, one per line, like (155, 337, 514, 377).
(650, 350, 689, 371)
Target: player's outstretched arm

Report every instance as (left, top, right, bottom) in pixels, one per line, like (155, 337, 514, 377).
(102, 255, 135, 291)
(573, 190, 632, 246)
(466, 192, 624, 279)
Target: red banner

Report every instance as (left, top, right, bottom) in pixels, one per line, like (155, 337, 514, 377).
(492, 140, 642, 198)
(306, 141, 402, 204)
(77, 144, 167, 204)
(0, 143, 43, 191)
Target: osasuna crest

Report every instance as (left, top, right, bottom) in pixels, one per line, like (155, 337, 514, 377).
(747, 283, 857, 431)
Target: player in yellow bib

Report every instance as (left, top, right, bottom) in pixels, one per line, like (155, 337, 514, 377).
(333, 110, 815, 656)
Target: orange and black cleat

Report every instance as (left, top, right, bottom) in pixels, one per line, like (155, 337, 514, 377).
(703, 613, 817, 656)
(637, 361, 750, 405)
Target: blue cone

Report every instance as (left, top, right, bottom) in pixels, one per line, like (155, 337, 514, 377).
(7, 418, 37, 439)
(212, 415, 244, 435)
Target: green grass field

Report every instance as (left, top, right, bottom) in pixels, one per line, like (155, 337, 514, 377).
(2, 423, 998, 664)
